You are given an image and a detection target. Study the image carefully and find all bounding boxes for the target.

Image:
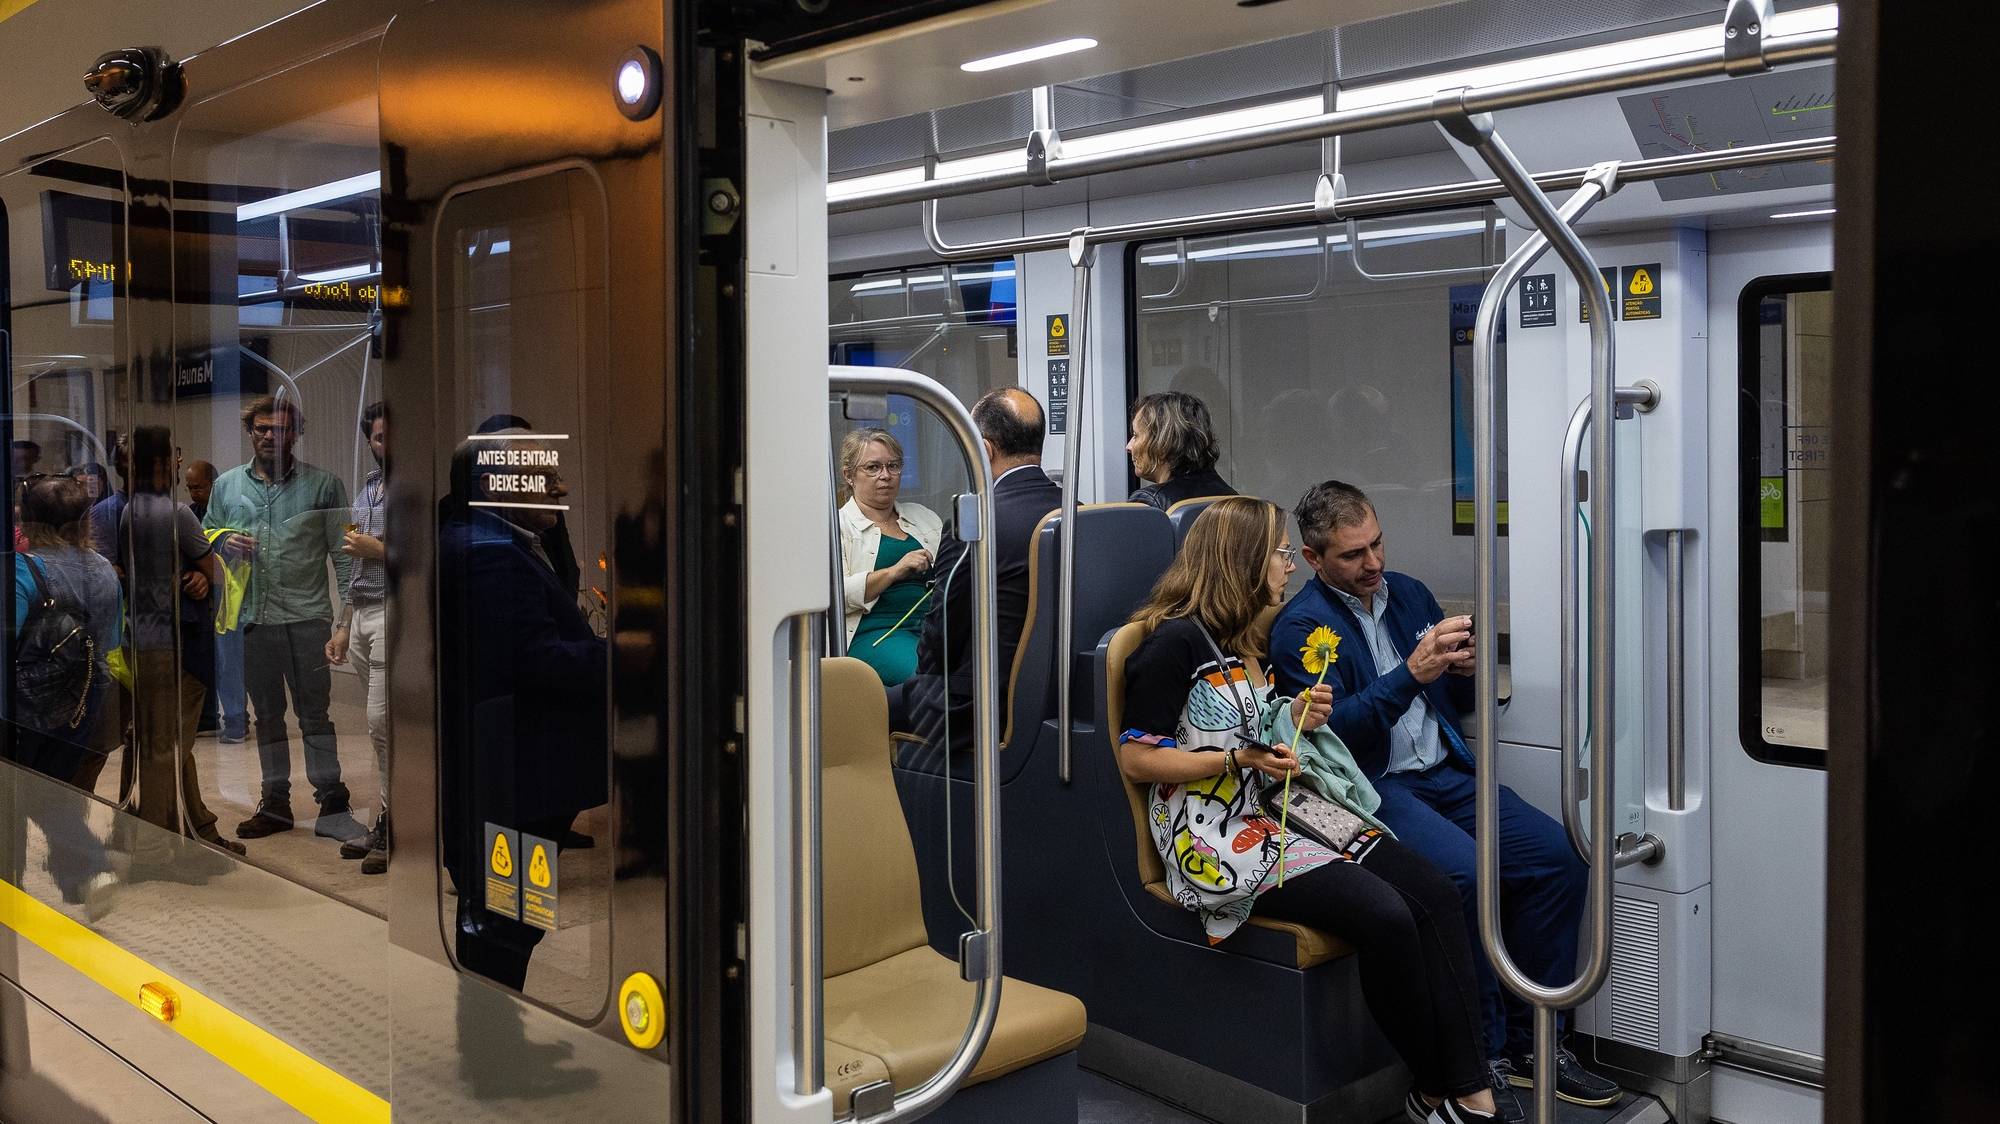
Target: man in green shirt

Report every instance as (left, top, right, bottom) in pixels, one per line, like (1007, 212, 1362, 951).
(203, 396, 362, 843)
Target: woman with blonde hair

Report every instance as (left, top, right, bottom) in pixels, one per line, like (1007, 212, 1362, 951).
(836, 427, 943, 686)
(1117, 496, 1499, 1123)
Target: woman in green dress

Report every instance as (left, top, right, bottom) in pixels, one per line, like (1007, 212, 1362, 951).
(837, 428, 943, 685)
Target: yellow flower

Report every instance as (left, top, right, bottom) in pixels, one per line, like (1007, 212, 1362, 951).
(1299, 626, 1340, 677)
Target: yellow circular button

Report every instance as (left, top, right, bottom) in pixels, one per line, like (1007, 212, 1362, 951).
(618, 972, 666, 1050)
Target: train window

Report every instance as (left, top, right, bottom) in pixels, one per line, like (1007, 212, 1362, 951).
(1739, 273, 1833, 766)
(1, 139, 129, 824)
(1127, 215, 1511, 656)
(170, 40, 392, 905)
(432, 168, 613, 1018)
(829, 258, 1018, 405)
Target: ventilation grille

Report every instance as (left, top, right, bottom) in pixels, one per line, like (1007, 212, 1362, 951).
(1607, 895, 1664, 1049)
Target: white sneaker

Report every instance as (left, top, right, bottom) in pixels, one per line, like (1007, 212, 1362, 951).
(1429, 1099, 1500, 1124)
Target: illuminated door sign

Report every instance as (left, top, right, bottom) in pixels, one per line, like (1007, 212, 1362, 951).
(68, 258, 118, 284)
(467, 437, 569, 511)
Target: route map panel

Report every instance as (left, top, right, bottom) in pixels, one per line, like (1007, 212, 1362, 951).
(1619, 63, 1834, 201)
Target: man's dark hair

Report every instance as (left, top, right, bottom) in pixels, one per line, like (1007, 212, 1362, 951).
(20, 473, 88, 530)
(241, 394, 305, 434)
(131, 426, 176, 495)
(971, 387, 1045, 460)
(1294, 480, 1376, 553)
(361, 400, 388, 439)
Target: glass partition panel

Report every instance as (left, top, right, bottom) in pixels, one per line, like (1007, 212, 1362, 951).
(1130, 214, 1509, 656)
(1, 139, 130, 836)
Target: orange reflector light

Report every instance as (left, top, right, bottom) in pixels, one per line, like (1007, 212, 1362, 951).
(139, 981, 179, 1022)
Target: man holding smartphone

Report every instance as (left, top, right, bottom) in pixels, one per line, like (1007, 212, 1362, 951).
(1269, 481, 1617, 1124)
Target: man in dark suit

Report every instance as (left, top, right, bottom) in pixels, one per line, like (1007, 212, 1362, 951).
(437, 431, 607, 992)
(901, 387, 1062, 755)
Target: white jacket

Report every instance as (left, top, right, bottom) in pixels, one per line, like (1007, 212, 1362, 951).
(839, 496, 944, 643)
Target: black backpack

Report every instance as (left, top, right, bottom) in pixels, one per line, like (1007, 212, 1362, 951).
(11, 556, 97, 732)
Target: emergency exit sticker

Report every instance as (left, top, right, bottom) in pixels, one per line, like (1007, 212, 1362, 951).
(484, 822, 521, 921)
(1622, 263, 1662, 321)
(520, 831, 560, 932)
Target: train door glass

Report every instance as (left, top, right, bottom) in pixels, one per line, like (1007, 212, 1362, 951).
(1739, 276, 1832, 766)
(0, 139, 130, 832)
(170, 40, 388, 903)
(1129, 216, 1508, 645)
(432, 169, 613, 1018)
(829, 260, 1013, 523)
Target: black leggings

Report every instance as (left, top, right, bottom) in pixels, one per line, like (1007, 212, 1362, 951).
(1257, 836, 1488, 1099)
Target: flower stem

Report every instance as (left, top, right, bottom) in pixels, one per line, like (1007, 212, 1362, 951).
(1276, 664, 1330, 887)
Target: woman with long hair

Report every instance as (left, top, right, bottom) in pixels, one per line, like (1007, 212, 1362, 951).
(1117, 496, 1498, 1123)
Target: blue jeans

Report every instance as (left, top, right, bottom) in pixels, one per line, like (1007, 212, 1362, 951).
(215, 626, 247, 737)
(1373, 760, 1588, 1059)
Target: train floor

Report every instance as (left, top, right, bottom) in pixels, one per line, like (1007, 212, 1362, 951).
(1079, 1067, 1668, 1123)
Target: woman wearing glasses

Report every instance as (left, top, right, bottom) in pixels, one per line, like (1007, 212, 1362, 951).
(837, 427, 942, 686)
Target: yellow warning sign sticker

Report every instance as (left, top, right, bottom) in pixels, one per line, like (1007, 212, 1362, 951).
(1046, 314, 1069, 357)
(484, 823, 521, 920)
(521, 832, 560, 932)
(1622, 263, 1662, 320)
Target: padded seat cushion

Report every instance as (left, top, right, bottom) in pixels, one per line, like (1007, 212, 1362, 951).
(825, 946, 1087, 1101)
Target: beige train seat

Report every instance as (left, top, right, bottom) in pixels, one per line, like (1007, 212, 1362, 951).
(819, 656, 1087, 1113)
(1101, 607, 1354, 969)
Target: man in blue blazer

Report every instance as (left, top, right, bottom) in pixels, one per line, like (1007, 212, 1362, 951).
(1270, 481, 1616, 1120)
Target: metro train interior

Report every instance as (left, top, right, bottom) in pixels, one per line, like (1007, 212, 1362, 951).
(0, 0, 1981, 1122)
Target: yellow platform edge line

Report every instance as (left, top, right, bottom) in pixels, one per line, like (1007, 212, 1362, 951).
(0, 878, 391, 1123)
(0, 0, 40, 24)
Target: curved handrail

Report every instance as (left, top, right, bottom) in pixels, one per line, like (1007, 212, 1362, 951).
(1343, 210, 1500, 284)
(823, 368, 1002, 1122)
(1558, 388, 1666, 869)
(1452, 109, 1617, 1124)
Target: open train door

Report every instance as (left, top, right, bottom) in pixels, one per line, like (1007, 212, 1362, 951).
(376, 2, 743, 1118)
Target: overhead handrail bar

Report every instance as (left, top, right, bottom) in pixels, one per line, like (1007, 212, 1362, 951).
(824, 368, 1002, 1122)
(1558, 389, 1666, 869)
(1137, 226, 1333, 317)
(1055, 231, 1095, 785)
(1451, 107, 1617, 1124)
(790, 610, 825, 1096)
(829, 21, 1834, 214)
(918, 136, 1834, 261)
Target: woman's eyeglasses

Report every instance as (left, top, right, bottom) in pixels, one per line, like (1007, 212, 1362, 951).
(855, 461, 904, 479)
(1274, 545, 1298, 562)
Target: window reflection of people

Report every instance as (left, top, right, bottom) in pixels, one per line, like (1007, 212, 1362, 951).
(119, 426, 246, 865)
(11, 439, 42, 478)
(10, 474, 121, 917)
(837, 427, 941, 687)
(183, 460, 227, 738)
(440, 428, 607, 991)
(1126, 391, 1236, 510)
(86, 436, 129, 559)
(326, 402, 390, 874)
(201, 396, 362, 843)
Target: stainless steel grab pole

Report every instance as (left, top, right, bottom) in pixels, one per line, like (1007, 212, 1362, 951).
(791, 611, 825, 1097)
(1056, 232, 1095, 785)
(913, 138, 1833, 260)
(826, 464, 848, 658)
(1451, 113, 1616, 1124)
(1666, 528, 1688, 811)
(1558, 390, 1666, 868)
(825, 369, 1002, 1122)
(827, 27, 1834, 213)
